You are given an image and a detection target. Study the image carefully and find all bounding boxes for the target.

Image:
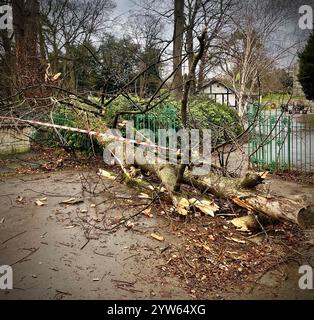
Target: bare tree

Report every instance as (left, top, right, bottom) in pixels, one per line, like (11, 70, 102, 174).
(41, 0, 116, 89)
(126, 12, 163, 97)
(172, 0, 185, 100)
(220, 0, 301, 117)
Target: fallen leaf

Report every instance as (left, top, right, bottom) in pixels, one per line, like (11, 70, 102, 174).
(35, 200, 45, 207)
(189, 198, 219, 217)
(52, 72, 62, 81)
(259, 171, 269, 179)
(151, 233, 164, 241)
(90, 204, 96, 208)
(97, 169, 115, 180)
(230, 216, 256, 232)
(176, 198, 190, 216)
(143, 208, 153, 218)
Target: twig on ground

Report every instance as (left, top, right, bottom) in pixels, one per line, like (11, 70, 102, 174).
(11, 247, 39, 266)
(1, 230, 27, 245)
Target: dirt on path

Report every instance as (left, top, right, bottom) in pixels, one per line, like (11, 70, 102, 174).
(0, 170, 189, 300)
(0, 162, 313, 300)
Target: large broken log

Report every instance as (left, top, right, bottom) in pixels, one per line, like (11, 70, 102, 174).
(231, 194, 314, 228)
(95, 124, 314, 228)
(184, 173, 314, 228)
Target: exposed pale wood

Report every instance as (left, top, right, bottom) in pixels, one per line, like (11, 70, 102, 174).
(95, 126, 313, 227)
(233, 195, 314, 228)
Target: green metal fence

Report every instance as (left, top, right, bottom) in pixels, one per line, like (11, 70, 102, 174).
(248, 105, 314, 172)
(125, 104, 177, 146)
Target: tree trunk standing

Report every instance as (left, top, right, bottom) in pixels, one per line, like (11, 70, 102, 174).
(175, 30, 208, 191)
(138, 61, 147, 98)
(38, 15, 48, 68)
(197, 25, 209, 91)
(12, 0, 48, 101)
(69, 60, 77, 91)
(181, 30, 207, 127)
(186, 0, 200, 95)
(197, 53, 206, 90)
(186, 28, 196, 95)
(172, 0, 184, 100)
(0, 29, 13, 97)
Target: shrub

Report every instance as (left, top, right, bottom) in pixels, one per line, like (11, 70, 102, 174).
(32, 106, 102, 155)
(187, 97, 243, 145)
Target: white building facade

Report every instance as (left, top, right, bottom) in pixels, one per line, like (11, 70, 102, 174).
(198, 80, 237, 108)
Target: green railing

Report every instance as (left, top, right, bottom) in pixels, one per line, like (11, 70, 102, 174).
(248, 105, 313, 172)
(125, 104, 177, 146)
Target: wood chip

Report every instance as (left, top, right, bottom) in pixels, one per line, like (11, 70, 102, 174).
(143, 208, 153, 218)
(60, 198, 84, 205)
(138, 193, 150, 199)
(151, 233, 164, 241)
(224, 236, 246, 244)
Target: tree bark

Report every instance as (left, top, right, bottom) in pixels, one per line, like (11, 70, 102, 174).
(0, 29, 13, 96)
(184, 173, 314, 228)
(172, 0, 185, 100)
(12, 0, 48, 101)
(231, 195, 314, 228)
(82, 116, 314, 228)
(186, 0, 200, 95)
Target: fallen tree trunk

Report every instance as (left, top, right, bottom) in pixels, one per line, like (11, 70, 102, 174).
(231, 194, 314, 228)
(184, 174, 314, 228)
(95, 127, 314, 228)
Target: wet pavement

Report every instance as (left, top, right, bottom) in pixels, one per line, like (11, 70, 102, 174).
(0, 171, 189, 300)
(0, 168, 313, 300)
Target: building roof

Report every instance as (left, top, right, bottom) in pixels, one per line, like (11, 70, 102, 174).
(198, 79, 236, 94)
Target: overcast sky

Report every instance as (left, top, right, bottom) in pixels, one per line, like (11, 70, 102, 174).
(110, 0, 312, 69)
(114, 0, 137, 16)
